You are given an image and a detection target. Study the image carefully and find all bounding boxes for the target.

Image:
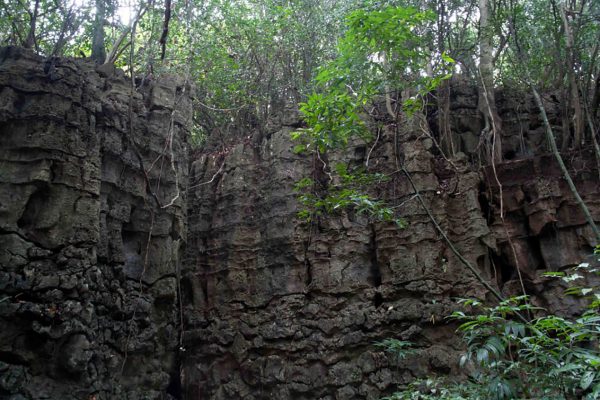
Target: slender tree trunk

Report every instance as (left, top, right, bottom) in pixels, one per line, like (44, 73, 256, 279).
(478, 0, 502, 163)
(23, 0, 39, 49)
(51, 6, 75, 56)
(104, 28, 130, 65)
(585, 103, 600, 183)
(592, 74, 600, 122)
(104, 0, 151, 65)
(437, 0, 454, 157)
(438, 79, 454, 156)
(560, 3, 584, 148)
(560, 85, 571, 152)
(582, 30, 599, 107)
(159, 0, 172, 60)
(381, 52, 396, 120)
(91, 0, 106, 63)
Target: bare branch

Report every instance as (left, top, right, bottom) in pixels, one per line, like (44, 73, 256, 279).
(159, 0, 171, 60)
(104, 0, 151, 65)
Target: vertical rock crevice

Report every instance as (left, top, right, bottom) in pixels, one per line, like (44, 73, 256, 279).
(181, 82, 599, 399)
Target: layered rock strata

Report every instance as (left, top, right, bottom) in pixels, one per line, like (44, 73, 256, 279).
(182, 88, 599, 398)
(1, 47, 598, 400)
(0, 47, 191, 399)
(181, 114, 494, 399)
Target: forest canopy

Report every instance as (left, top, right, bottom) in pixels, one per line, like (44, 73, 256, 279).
(2, 0, 599, 154)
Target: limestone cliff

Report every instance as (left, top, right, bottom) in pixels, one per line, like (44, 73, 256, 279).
(0, 47, 191, 399)
(0, 47, 598, 400)
(181, 86, 599, 398)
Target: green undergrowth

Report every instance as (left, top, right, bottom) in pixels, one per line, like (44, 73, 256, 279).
(380, 247, 600, 400)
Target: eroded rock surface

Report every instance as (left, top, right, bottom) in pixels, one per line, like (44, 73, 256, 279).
(483, 153, 600, 313)
(0, 47, 191, 399)
(181, 88, 599, 398)
(1, 47, 598, 400)
(181, 114, 495, 399)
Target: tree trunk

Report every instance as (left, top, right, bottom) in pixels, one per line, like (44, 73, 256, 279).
(23, 0, 40, 49)
(478, 0, 502, 163)
(592, 74, 600, 122)
(560, 86, 571, 152)
(438, 79, 454, 157)
(436, 0, 454, 157)
(560, 3, 584, 148)
(381, 52, 396, 120)
(91, 0, 106, 64)
(159, 0, 172, 60)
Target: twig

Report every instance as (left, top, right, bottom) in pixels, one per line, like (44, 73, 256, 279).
(104, 0, 151, 65)
(196, 100, 246, 112)
(365, 125, 381, 167)
(317, 151, 332, 182)
(187, 160, 225, 190)
(389, 193, 418, 209)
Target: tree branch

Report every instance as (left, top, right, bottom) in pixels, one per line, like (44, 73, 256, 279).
(530, 85, 600, 244)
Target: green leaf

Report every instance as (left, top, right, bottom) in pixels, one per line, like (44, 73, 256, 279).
(581, 371, 595, 390)
(441, 52, 455, 63)
(293, 144, 307, 154)
(476, 348, 489, 364)
(542, 271, 565, 278)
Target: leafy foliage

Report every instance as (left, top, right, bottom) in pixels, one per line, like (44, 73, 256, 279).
(0, 0, 365, 145)
(293, 165, 406, 227)
(376, 338, 415, 364)
(291, 4, 452, 226)
(4, 0, 597, 153)
(381, 249, 600, 399)
(292, 91, 370, 154)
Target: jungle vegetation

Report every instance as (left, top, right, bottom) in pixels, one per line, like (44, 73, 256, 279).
(2, 0, 600, 398)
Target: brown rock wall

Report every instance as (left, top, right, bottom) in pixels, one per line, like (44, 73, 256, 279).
(482, 153, 600, 308)
(0, 47, 191, 399)
(182, 87, 599, 398)
(1, 47, 598, 400)
(181, 116, 493, 399)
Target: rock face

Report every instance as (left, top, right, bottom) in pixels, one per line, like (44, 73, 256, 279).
(181, 89, 599, 399)
(0, 47, 191, 399)
(483, 154, 600, 312)
(181, 117, 492, 398)
(0, 47, 599, 400)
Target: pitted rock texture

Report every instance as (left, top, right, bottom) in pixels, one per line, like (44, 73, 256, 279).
(182, 92, 599, 398)
(1, 47, 599, 400)
(482, 153, 600, 312)
(433, 79, 600, 310)
(181, 114, 494, 399)
(0, 47, 191, 399)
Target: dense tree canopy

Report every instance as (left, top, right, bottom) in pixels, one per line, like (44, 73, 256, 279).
(2, 0, 599, 151)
